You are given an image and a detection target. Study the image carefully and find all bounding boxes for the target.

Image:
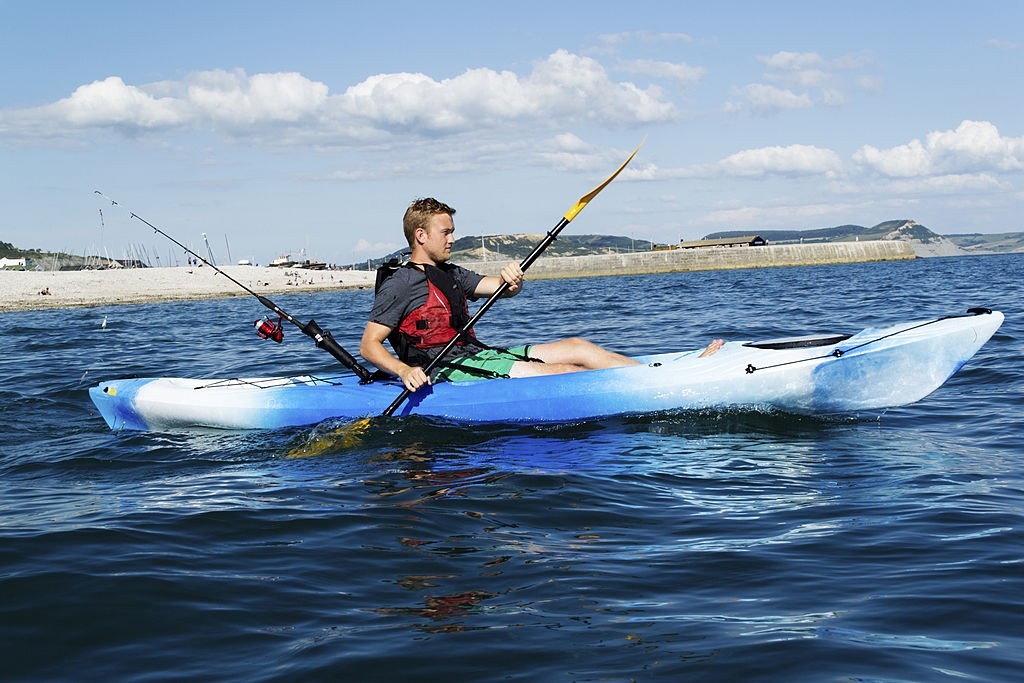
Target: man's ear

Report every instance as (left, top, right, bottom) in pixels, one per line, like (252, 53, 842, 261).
(414, 227, 428, 244)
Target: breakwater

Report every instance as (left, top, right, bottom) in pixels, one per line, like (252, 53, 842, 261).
(464, 239, 915, 280)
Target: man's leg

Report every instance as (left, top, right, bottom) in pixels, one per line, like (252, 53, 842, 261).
(509, 336, 725, 378)
(527, 337, 641, 370)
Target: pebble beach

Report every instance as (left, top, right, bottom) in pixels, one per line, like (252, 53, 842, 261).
(0, 265, 377, 313)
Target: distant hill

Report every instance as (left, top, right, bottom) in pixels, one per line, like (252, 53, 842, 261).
(706, 219, 1024, 257)
(371, 234, 655, 267)
(944, 232, 1024, 254)
(707, 219, 946, 244)
(450, 233, 654, 261)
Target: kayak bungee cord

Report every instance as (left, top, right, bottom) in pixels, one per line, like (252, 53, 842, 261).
(93, 191, 374, 383)
(743, 307, 994, 374)
(195, 374, 348, 390)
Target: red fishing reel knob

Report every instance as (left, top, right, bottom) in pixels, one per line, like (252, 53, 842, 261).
(255, 316, 284, 343)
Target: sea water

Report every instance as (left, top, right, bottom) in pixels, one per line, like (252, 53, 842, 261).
(1, 254, 1021, 681)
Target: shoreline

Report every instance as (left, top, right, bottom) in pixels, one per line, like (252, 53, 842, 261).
(1, 265, 377, 313)
(3, 240, 927, 313)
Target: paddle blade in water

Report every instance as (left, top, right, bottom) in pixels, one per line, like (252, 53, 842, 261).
(287, 417, 372, 458)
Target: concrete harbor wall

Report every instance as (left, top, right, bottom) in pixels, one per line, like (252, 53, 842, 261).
(462, 240, 916, 280)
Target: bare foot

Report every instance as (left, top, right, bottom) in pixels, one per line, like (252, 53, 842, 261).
(698, 338, 725, 358)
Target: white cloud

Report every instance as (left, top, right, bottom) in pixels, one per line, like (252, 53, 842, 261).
(772, 68, 830, 89)
(551, 132, 592, 153)
(50, 76, 187, 128)
(39, 70, 330, 133)
(759, 52, 829, 91)
(625, 144, 842, 181)
(187, 70, 329, 125)
(538, 133, 601, 171)
(0, 51, 677, 144)
(855, 75, 885, 94)
(598, 31, 694, 47)
(854, 138, 931, 177)
(854, 120, 1024, 177)
(820, 88, 846, 106)
(537, 133, 651, 175)
(757, 51, 824, 71)
(353, 238, 402, 256)
(619, 59, 707, 88)
(702, 201, 854, 228)
(986, 38, 1021, 50)
(882, 173, 1008, 194)
(733, 50, 878, 115)
(733, 84, 813, 113)
(718, 144, 842, 177)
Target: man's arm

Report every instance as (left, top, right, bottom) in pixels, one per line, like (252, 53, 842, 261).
(474, 261, 524, 298)
(360, 321, 431, 392)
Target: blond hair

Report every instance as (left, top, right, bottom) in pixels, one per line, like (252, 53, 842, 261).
(403, 198, 456, 247)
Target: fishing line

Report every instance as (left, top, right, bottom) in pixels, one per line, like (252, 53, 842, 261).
(94, 191, 373, 383)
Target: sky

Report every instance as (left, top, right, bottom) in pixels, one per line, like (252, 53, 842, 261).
(2, 0, 1022, 266)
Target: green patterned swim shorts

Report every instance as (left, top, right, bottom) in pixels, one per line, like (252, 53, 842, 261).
(433, 345, 534, 382)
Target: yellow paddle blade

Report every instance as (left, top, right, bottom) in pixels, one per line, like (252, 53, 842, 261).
(562, 136, 645, 223)
(287, 417, 373, 458)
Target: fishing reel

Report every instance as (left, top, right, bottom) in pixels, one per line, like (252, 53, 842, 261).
(254, 315, 285, 343)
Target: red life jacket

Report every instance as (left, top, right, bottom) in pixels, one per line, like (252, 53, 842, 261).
(387, 263, 476, 365)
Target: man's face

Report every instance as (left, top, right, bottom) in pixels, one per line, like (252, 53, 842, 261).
(418, 212, 456, 263)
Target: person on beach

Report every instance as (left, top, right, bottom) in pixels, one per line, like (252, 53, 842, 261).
(360, 198, 723, 393)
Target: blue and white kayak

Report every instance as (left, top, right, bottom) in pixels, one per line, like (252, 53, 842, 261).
(89, 309, 1003, 432)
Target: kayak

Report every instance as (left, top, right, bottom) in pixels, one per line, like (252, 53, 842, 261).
(89, 309, 1003, 432)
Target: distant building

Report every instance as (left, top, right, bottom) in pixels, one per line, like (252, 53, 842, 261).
(677, 235, 767, 249)
(1, 257, 27, 268)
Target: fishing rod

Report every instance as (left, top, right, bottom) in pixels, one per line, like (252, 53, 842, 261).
(94, 191, 373, 383)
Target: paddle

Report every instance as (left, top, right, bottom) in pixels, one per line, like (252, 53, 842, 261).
(380, 140, 644, 418)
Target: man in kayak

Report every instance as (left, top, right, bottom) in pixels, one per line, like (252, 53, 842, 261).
(360, 198, 722, 393)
